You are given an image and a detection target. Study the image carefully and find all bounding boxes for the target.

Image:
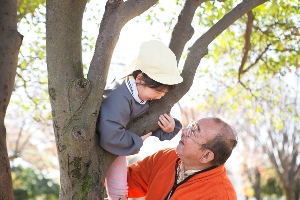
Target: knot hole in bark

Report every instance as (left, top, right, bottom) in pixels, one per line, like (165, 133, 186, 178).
(71, 127, 90, 144)
(69, 78, 91, 113)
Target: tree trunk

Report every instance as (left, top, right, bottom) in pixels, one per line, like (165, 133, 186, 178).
(294, 180, 299, 200)
(0, 0, 23, 199)
(45, 0, 269, 199)
(46, 0, 158, 199)
(46, 0, 109, 198)
(283, 187, 293, 200)
(253, 168, 261, 200)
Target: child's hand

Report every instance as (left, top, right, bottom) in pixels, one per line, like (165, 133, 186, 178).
(141, 132, 152, 141)
(158, 113, 175, 133)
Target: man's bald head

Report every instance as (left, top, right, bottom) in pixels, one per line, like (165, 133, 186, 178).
(199, 117, 238, 166)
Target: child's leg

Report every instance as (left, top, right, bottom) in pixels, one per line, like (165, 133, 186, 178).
(105, 156, 128, 200)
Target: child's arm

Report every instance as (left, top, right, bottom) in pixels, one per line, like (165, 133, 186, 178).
(97, 89, 143, 156)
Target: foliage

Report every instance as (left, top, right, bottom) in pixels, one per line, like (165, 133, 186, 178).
(260, 168, 283, 198)
(14, 3, 49, 123)
(141, 0, 299, 110)
(200, 0, 299, 96)
(6, 0, 56, 173)
(11, 166, 59, 200)
(17, 0, 46, 21)
(207, 70, 300, 199)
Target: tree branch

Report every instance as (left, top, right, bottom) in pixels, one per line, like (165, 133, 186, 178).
(127, 0, 269, 136)
(180, 0, 269, 95)
(169, 0, 206, 62)
(87, 0, 158, 109)
(242, 43, 271, 74)
(238, 10, 254, 81)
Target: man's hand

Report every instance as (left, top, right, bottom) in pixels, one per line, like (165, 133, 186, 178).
(158, 113, 175, 133)
(141, 132, 152, 141)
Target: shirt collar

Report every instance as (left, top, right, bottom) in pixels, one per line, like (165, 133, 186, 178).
(125, 76, 147, 105)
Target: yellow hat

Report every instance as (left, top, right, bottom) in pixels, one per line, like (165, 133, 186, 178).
(121, 40, 183, 85)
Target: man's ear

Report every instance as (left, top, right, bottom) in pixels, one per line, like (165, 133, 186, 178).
(199, 150, 214, 164)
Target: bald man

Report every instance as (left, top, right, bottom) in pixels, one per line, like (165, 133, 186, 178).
(127, 117, 238, 200)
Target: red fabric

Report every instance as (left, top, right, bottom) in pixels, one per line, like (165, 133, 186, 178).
(127, 148, 237, 200)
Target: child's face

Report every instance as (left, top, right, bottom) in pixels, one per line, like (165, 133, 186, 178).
(135, 73, 168, 101)
(136, 84, 168, 101)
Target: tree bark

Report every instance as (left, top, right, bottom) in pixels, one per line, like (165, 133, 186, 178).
(127, 0, 269, 136)
(46, 0, 157, 199)
(46, 0, 269, 199)
(0, 0, 23, 199)
(169, 0, 207, 62)
(253, 168, 261, 200)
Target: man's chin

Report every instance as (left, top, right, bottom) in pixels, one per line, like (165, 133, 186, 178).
(175, 145, 182, 155)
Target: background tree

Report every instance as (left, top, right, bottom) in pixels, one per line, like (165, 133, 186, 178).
(260, 168, 283, 199)
(1, 0, 50, 198)
(0, 0, 23, 199)
(199, 71, 300, 200)
(11, 166, 59, 200)
(46, 0, 267, 199)
(247, 74, 300, 200)
(9, 0, 51, 165)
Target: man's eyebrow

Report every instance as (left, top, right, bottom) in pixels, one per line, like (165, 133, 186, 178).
(195, 122, 201, 132)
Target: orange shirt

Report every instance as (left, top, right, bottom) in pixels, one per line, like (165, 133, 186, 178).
(127, 148, 237, 200)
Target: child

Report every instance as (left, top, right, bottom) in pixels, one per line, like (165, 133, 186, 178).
(97, 40, 183, 200)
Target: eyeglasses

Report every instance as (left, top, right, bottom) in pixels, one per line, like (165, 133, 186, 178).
(183, 121, 215, 153)
(183, 121, 200, 144)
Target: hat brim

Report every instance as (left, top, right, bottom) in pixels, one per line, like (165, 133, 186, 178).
(119, 59, 183, 85)
(148, 74, 183, 85)
(120, 58, 137, 78)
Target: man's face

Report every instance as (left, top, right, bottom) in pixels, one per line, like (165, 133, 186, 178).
(176, 119, 217, 165)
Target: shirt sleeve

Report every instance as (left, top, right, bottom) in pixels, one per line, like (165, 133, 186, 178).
(127, 150, 159, 198)
(97, 89, 143, 156)
(151, 118, 182, 141)
(127, 148, 176, 198)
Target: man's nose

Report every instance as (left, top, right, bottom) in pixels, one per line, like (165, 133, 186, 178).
(181, 128, 188, 137)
